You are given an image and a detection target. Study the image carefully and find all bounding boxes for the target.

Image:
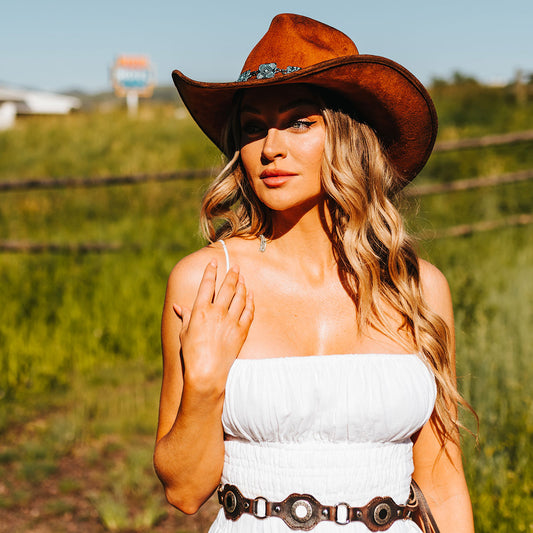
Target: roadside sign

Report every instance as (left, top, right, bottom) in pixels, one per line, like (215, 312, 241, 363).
(111, 55, 156, 98)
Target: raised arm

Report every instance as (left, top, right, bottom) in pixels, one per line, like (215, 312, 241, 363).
(153, 250, 254, 514)
(412, 260, 474, 533)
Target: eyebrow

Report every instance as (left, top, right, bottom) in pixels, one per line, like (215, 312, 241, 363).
(240, 98, 320, 115)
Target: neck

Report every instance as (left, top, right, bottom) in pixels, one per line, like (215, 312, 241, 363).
(267, 200, 336, 269)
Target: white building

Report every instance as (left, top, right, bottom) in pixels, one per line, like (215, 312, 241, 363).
(0, 86, 81, 129)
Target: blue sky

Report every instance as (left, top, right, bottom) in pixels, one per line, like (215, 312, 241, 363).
(1, 0, 530, 93)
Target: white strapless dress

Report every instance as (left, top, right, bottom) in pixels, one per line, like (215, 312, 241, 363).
(209, 353, 436, 532)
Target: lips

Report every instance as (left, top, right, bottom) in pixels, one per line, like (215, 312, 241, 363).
(259, 169, 296, 187)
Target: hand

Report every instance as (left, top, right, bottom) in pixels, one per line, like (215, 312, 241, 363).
(174, 259, 254, 393)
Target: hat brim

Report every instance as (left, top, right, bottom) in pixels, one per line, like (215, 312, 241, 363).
(172, 55, 437, 184)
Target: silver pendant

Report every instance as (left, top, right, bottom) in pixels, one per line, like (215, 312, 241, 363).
(259, 234, 267, 253)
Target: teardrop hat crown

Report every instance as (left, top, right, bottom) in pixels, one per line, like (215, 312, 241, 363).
(172, 13, 438, 185)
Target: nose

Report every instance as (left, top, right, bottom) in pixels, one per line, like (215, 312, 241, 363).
(261, 128, 286, 161)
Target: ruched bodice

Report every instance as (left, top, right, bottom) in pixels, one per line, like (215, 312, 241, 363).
(209, 353, 436, 532)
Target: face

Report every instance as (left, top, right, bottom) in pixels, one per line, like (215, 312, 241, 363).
(239, 85, 326, 213)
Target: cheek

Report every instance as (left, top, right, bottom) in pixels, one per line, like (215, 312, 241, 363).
(239, 145, 260, 195)
(297, 135, 325, 169)
(240, 141, 260, 176)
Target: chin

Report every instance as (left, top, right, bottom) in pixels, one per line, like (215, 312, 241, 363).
(261, 196, 324, 214)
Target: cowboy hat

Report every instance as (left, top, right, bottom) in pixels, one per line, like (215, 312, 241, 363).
(172, 13, 437, 184)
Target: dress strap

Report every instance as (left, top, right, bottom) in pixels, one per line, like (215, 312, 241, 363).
(219, 240, 230, 273)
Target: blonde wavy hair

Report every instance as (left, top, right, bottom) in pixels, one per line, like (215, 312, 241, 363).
(200, 88, 473, 448)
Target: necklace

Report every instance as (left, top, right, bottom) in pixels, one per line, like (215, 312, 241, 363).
(259, 234, 267, 253)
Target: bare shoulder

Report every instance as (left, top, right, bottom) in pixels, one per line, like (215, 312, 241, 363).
(418, 258, 453, 323)
(165, 242, 228, 308)
(418, 258, 449, 293)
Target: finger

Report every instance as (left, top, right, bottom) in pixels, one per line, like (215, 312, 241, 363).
(194, 259, 218, 306)
(227, 275, 247, 319)
(176, 305, 191, 332)
(238, 290, 254, 328)
(214, 265, 240, 309)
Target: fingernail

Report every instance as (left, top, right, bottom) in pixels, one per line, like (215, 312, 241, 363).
(210, 258, 217, 267)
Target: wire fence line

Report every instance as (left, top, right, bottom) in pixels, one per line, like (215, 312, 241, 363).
(2, 213, 531, 254)
(0, 168, 215, 192)
(404, 169, 533, 197)
(1, 129, 533, 193)
(433, 129, 533, 152)
(1, 130, 531, 252)
(0, 241, 186, 254)
(1, 166, 532, 195)
(0, 241, 125, 253)
(417, 213, 533, 240)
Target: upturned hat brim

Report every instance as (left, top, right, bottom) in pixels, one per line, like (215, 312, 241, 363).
(172, 15, 437, 184)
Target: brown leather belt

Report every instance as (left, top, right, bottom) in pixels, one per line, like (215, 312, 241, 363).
(218, 484, 417, 531)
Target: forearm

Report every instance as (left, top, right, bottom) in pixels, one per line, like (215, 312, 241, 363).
(154, 383, 226, 514)
(412, 420, 474, 532)
(155, 257, 254, 513)
(423, 484, 474, 533)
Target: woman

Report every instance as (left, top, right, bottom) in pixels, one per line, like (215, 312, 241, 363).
(154, 13, 474, 532)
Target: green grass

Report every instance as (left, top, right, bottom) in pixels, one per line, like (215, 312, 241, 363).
(0, 104, 221, 179)
(0, 360, 175, 531)
(0, 98, 531, 531)
(423, 227, 533, 531)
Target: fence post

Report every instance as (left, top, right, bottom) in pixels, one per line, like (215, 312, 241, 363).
(514, 69, 527, 106)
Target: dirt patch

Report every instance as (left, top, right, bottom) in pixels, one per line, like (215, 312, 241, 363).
(0, 435, 219, 533)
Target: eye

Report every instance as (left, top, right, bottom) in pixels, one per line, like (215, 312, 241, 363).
(289, 119, 316, 131)
(241, 121, 265, 136)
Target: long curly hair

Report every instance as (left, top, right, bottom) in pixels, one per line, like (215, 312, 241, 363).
(200, 88, 473, 447)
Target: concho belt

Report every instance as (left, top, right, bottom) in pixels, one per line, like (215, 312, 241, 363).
(218, 484, 418, 531)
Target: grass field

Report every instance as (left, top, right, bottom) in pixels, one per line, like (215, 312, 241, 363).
(0, 93, 532, 532)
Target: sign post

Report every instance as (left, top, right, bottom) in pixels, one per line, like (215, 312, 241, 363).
(111, 55, 155, 116)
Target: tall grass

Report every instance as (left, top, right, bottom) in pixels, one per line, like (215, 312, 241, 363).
(0, 104, 221, 179)
(423, 227, 533, 531)
(0, 97, 532, 531)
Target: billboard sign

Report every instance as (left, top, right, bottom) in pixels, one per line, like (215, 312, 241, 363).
(111, 55, 156, 98)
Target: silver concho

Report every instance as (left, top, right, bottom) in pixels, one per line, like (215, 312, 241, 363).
(290, 499, 313, 523)
(223, 490, 237, 514)
(237, 63, 301, 82)
(373, 502, 392, 525)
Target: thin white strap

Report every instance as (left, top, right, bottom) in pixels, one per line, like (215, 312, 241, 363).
(219, 240, 230, 273)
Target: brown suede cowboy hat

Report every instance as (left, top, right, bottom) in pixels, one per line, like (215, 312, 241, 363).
(172, 13, 437, 184)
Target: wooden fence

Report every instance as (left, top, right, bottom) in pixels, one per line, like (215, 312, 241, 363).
(1, 130, 532, 252)
(433, 129, 533, 152)
(1, 129, 533, 194)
